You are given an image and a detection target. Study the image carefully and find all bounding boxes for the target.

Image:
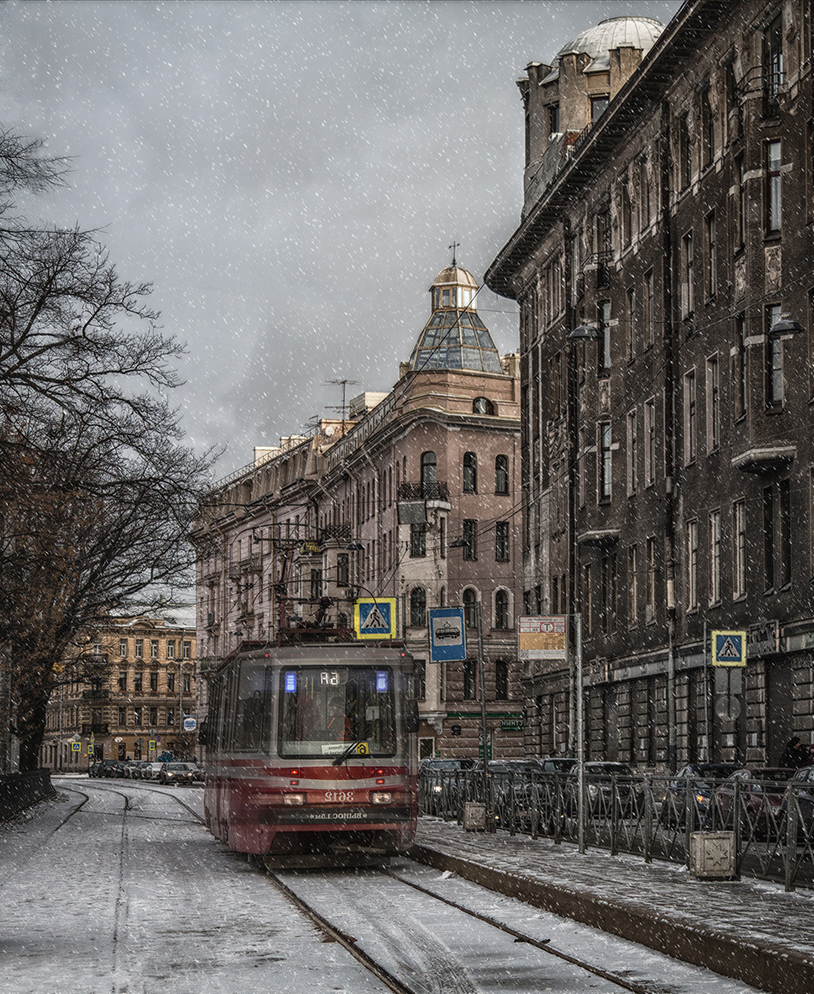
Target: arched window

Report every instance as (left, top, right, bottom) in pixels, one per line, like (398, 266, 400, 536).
(495, 455, 509, 495)
(473, 397, 494, 415)
(421, 451, 437, 490)
(463, 588, 478, 629)
(495, 589, 510, 630)
(410, 587, 426, 627)
(463, 452, 477, 493)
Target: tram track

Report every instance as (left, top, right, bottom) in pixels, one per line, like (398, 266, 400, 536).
(266, 864, 670, 994)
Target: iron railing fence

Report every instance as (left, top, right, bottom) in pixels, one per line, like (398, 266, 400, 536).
(417, 769, 814, 892)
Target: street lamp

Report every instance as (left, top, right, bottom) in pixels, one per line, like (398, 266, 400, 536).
(769, 318, 804, 336)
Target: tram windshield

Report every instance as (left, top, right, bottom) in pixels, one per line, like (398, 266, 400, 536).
(279, 666, 397, 759)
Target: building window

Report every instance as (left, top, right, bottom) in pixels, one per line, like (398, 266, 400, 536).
(591, 95, 609, 122)
(463, 588, 478, 629)
(707, 355, 720, 451)
(639, 156, 651, 229)
(646, 538, 656, 623)
(133, 707, 142, 727)
(336, 553, 349, 587)
(150, 671, 158, 692)
(601, 553, 617, 634)
(766, 140, 782, 234)
(494, 589, 510, 630)
(410, 523, 427, 558)
(733, 499, 747, 598)
(583, 563, 593, 637)
(495, 522, 509, 562)
(686, 520, 699, 610)
(473, 396, 494, 415)
(626, 285, 636, 361)
(645, 397, 656, 486)
(628, 545, 638, 626)
(412, 658, 426, 701)
(643, 270, 655, 349)
(598, 300, 611, 374)
(764, 11, 783, 114)
(167, 672, 175, 693)
(150, 707, 158, 725)
(766, 304, 783, 407)
(439, 517, 446, 559)
(135, 639, 143, 658)
(150, 640, 159, 659)
(495, 660, 509, 700)
(780, 479, 791, 588)
(420, 451, 436, 488)
(627, 408, 638, 495)
(709, 510, 721, 604)
(166, 641, 175, 660)
(134, 672, 143, 693)
(684, 369, 697, 464)
(764, 485, 775, 591)
(682, 231, 694, 317)
(701, 86, 714, 168)
(463, 452, 477, 493)
(410, 587, 426, 627)
(118, 671, 127, 692)
(463, 660, 477, 700)
(167, 707, 175, 727)
(548, 103, 560, 134)
(118, 707, 126, 725)
(495, 455, 509, 494)
(183, 674, 191, 694)
(598, 422, 612, 503)
(734, 314, 747, 418)
(119, 638, 128, 657)
(462, 519, 477, 560)
(735, 154, 746, 250)
(621, 181, 633, 247)
(705, 211, 717, 298)
(310, 569, 322, 600)
(679, 112, 691, 189)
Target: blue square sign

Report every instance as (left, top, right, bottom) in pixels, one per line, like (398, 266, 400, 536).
(428, 608, 466, 662)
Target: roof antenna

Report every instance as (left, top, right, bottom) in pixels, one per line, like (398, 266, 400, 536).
(448, 241, 460, 267)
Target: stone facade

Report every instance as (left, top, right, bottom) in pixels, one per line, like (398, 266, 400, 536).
(40, 615, 197, 769)
(486, 1, 814, 769)
(193, 266, 524, 761)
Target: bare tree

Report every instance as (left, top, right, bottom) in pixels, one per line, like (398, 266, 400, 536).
(0, 129, 216, 771)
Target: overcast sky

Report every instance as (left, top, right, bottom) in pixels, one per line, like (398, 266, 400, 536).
(0, 0, 682, 478)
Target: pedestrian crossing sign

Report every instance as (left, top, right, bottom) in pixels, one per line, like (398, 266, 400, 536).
(354, 598, 397, 640)
(712, 630, 746, 666)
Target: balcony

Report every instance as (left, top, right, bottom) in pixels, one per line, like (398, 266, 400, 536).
(398, 481, 449, 502)
(81, 723, 109, 735)
(81, 689, 110, 700)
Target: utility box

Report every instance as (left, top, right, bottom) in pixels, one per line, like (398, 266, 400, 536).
(689, 831, 736, 879)
(463, 802, 486, 832)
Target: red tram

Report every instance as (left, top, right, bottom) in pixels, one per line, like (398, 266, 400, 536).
(202, 643, 418, 868)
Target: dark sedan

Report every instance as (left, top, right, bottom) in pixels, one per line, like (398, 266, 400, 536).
(158, 762, 198, 786)
(709, 767, 795, 839)
(659, 763, 741, 828)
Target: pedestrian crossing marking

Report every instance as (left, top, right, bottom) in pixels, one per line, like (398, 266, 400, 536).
(361, 605, 388, 630)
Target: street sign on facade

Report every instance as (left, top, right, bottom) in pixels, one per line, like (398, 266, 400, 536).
(518, 616, 568, 660)
(354, 598, 397, 639)
(428, 607, 466, 662)
(183, 717, 197, 732)
(712, 630, 747, 666)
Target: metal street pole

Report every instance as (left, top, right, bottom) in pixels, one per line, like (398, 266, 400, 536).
(476, 600, 494, 832)
(575, 613, 585, 854)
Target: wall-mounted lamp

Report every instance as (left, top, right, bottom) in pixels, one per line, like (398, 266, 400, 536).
(770, 318, 805, 336)
(345, 540, 364, 551)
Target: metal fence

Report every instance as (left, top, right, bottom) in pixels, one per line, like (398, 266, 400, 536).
(418, 769, 814, 892)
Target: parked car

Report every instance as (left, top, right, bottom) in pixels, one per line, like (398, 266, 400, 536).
(482, 760, 546, 830)
(140, 762, 164, 781)
(124, 760, 149, 779)
(779, 766, 814, 840)
(418, 758, 475, 816)
(567, 762, 643, 818)
(709, 767, 795, 839)
(537, 757, 576, 776)
(96, 759, 121, 778)
(158, 762, 198, 786)
(88, 760, 103, 778)
(659, 763, 741, 828)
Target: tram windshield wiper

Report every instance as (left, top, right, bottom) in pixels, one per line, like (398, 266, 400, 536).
(332, 731, 369, 766)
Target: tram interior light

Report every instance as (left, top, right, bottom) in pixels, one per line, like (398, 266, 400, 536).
(285, 672, 297, 693)
(376, 671, 388, 692)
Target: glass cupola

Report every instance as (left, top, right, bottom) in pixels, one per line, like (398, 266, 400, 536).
(408, 265, 502, 373)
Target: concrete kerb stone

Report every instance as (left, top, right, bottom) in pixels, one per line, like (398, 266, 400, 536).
(409, 841, 814, 994)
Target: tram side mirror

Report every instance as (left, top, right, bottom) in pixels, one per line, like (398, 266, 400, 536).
(405, 699, 419, 734)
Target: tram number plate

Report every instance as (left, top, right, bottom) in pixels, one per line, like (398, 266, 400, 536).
(323, 790, 358, 803)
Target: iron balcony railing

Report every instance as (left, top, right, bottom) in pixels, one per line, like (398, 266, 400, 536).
(398, 481, 450, 502)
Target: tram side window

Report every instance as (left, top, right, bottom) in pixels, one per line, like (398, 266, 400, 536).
(208, 676, 225, 752)
(230, 662, 271, 753)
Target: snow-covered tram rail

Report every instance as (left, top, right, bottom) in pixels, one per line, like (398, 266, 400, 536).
(201, 643, 419, 868)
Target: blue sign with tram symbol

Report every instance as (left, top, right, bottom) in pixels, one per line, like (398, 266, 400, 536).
(428, 607, 466, 662)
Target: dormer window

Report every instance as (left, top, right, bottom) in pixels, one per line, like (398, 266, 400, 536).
(548, 103, 560, 134)
(473, 397, 494, 415)
(591, 96, 609, 123)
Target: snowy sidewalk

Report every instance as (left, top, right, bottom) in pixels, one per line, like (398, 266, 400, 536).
(412, 818, 814, 994)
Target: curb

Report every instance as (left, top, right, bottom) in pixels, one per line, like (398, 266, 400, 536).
(409, 842, 814, 994)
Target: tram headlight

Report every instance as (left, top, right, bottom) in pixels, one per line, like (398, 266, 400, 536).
(371, 791, 393, 805)
(283, 793, 306, 806)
